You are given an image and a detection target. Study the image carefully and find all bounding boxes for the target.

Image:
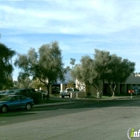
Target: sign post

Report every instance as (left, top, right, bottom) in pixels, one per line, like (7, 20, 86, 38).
(128, 90, 134, 98)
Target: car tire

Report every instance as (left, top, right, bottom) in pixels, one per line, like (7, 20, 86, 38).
(26, 103, 32, 111)
(1, 105, 8, 113)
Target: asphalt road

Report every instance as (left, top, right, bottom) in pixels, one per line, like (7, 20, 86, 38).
(0, 98, 140, 140)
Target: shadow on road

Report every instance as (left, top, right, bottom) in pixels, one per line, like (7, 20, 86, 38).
(1, 98, 140, 118)
(0, 111, 37, 117)
(32, 98, 140, 112)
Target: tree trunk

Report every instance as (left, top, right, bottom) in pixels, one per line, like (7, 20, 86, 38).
(38, 78, 49, 100)
(109, 84, 116, 97)
(46, 83, 53, 100)
(46, 84, 50, 100)
(97, 89, 102, 98)
(93, 85, 102, 98)
(102, 79, 104, 96)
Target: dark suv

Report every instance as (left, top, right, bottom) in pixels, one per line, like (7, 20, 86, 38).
(0, 89, 15, 98)
(14, 88, 36, 96)
(13, 88, 41, 104)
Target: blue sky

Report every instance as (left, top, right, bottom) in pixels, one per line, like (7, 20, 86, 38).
(0, 0, 140, 80)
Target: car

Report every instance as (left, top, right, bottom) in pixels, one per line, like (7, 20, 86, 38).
(0, 95, 34, 113)
(13, 88, 42, 104)
(0, 89, 15, 98)
(0, 91, 6, 98)
(14, 88, 35, 95)
(13, 88, 40, 96)
(60, 88, 79, 98)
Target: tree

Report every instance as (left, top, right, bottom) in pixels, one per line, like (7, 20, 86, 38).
(31, 78, 45, 90)
(93, 49, 135, 97)
(67, 80, 75, 88)
(15, 41, 65, 99)
(71, 49, 135, 98)
(0, 43, 15, 89)
(16, 73, 32, 88)
(71, 56, 103, 98)
(70, 58, 76, 66)
(107, 57, 135, 96)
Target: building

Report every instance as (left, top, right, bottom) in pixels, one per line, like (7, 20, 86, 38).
(84, 76, 140, 96)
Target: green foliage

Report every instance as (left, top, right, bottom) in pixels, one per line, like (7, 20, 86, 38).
(30, 91, 41, 104)
(0, 43, 15, 89)
(93, 49, 135, 96)
(15, 41, 65, 99)
(71, 49, 135, 97)
(31, 78, 45, 90)
(16, 73, 32, 88)
(2, 77, 14, 90)
(70, 58, 76, 66)
(15, 88, 42, 104)
(71, 55, 102, 94)
(67, 80, 75, 88)
(93, 50, 135, 84)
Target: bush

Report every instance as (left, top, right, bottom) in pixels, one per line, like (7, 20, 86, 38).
(86, 92, 91, 97)
(14, 88, 42, 104)
(29, 91, 42, 104)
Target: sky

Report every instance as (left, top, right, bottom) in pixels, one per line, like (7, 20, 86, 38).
(0, 0, 140, 81)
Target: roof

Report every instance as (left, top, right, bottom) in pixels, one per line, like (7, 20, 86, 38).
(125, 76, 140, 84)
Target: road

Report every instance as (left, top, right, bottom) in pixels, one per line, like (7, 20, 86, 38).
(0, 98, 140, 140)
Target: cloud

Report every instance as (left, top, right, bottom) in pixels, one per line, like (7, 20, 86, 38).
(0, 0, 140, 35)
(1, 0, 140, 78)
(0, 3, 84, 34)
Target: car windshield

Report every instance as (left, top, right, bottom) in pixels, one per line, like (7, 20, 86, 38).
(0, 96, 12, 101)
(0, 91, 5, 94)
(67, 89, 73, 91)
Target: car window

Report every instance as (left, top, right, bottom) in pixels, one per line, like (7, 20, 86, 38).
(14, 89, 26, 94)
(14, 90, 21, 94)
(0, 96, 11, 101)
(74, 89, 79, 91)
(20, 96, 27, 100)
(22, 89, 27, 93)
(5, 90, 15, 94)
(67, 89, 73, 91)
(11, 96, 21, 101)
(0, 91, 5, 94)
(30, 88, 35, 92)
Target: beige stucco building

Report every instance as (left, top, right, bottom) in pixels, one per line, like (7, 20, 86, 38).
(76, 76, 140, 96)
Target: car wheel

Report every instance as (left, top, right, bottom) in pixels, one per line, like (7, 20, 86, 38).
(26, 103, 32, 111)
(1, 105, 8, 113)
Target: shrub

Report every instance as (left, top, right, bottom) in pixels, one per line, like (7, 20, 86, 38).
(86, 92, 91, 97)
(14, 88, 42, 104)
(29, 91, 42, 104)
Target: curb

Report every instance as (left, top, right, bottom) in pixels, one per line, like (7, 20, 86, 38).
(34, 102, 74, 108)
(34, 96, 140, 108)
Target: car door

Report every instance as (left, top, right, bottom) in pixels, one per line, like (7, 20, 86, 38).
(9, 96, 23, 109)
(19, 96, 28, 108)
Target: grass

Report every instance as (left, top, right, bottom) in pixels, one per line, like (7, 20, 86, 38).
(85, 94, 134, 99)
(38, 93, 137, 104)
